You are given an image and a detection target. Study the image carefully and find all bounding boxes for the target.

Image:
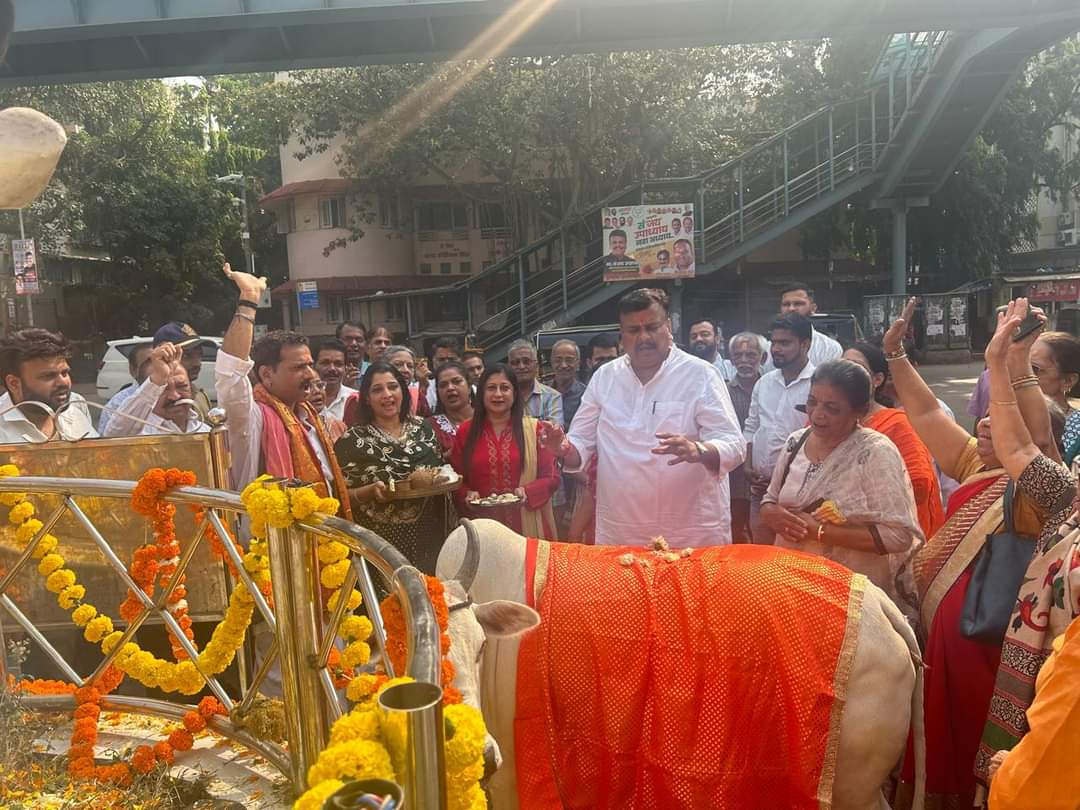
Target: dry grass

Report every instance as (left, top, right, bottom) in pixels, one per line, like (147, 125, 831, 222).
(0, 690, 239, 809)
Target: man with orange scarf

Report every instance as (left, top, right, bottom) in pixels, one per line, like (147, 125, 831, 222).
(216, 264, 351, 516)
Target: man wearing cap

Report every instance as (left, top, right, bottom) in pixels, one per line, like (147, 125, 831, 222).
(153, 322, 213, 417)
(103, 343, 210, 437)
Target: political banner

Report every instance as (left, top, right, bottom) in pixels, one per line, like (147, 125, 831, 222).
(11, 238, 40, 295)
(602, 204, 696, 282)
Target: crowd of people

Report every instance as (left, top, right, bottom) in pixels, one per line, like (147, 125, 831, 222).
(2, 257, 1080, 807)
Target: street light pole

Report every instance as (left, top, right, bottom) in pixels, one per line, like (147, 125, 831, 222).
(216, 173, 254, 278)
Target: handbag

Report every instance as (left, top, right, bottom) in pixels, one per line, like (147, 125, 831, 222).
(959, 481, 1037, 644)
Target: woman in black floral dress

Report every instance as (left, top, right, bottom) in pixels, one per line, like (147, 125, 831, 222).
(334, 362, 452, 573)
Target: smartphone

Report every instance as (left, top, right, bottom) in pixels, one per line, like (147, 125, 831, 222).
(1013, 310, 1043, 342)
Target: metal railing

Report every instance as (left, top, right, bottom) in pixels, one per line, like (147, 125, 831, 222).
(0, 476, 446, 804)
(349, 31, 951, 356)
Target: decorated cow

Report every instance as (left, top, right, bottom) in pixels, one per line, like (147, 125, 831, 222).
(438, 520, 925, 810)
(0, 0, 68, 210)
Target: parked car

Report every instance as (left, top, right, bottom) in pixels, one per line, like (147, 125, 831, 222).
(96, 337, 222, 403)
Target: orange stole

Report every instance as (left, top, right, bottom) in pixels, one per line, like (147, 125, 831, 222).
(515, 543, 865, 809)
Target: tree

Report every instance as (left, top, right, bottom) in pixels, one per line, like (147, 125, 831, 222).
(0, 79, 280, 337)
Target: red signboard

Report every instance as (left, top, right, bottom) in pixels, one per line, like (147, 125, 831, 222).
(1028, 280, 1080, 302)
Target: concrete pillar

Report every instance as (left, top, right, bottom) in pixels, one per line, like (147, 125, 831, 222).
(892, 203, 908, 295)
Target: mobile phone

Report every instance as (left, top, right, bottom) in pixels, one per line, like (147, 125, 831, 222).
(1012, 310, 1043, 342)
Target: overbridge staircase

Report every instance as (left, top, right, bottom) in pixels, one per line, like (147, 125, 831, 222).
(353, 23, 1079, 358)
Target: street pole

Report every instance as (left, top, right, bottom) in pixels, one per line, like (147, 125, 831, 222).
(17, 209, 34, 327)
(240, 180, 254, 277)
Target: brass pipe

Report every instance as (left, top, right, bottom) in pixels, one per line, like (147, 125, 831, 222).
(378, 680, 447, 809)
(206, 509, 276, 630)
(266, 522, 330, 793)
(234, 637, 277, 719)
(316, 558, 357, 669)
(0, 500, 67, 596)
(0, 594, 81, 683)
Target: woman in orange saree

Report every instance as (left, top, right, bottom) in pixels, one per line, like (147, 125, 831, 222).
(843, 342, 944, 541)
(886, 298, 1060, 810)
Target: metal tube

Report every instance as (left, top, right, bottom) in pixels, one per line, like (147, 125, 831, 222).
(206, 509, 276, 630)
(559, 227, 569, 316)
(317, 560, 357, 669)
(235, 637, 278, 719)
(736, 163, 744, 242)
(352, 556, 393, 678)
(0, 500, 67, 596)
(266, 522, 331, 793)
(517, 256, 527, 335)
(782, 137, 790, 217)
(871, 90, 878, 163)
(828, 107, 835, 191)
(378, 680, 447, 809)
(696, 183, 706, 263)
(21, 693, 290, 778)
(0, 594, 81, 683)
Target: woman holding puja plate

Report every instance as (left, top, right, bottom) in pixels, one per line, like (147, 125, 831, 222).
(451, 363, 560, 539)
(334, 361, 454, 574)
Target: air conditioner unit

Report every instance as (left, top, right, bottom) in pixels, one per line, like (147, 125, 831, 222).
(1059, 211, 1076, 230)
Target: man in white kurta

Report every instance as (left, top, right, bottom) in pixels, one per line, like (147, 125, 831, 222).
(543, 288, 745, 548)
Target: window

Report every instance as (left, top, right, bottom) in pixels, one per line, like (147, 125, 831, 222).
(327, 295, 340, 323)
(379, 197, 398, 228)
(419, 263, 432, 275)
(319, 197, 346, 229)
(440, 263, 452, 275)
(459, 261, 472, 274)
(385, 298, 405, 321)
(478, 202, 509, 238)
(416, 202, 468, 232)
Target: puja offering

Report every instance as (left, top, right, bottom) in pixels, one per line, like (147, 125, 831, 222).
(385, 465, 460, 500)
(467, 492, 523, 508)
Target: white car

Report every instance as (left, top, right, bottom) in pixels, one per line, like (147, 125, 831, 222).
(96, 337, 222, 403)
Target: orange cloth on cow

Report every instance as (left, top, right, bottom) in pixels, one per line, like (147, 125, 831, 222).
(864, 407, 944, 540)
(514, 542, 865, 809)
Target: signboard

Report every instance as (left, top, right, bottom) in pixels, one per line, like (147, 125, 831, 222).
(602, 204, 696, 282)
(11, 238, 40, 295)
(1028, 279, 1080, 303)
(296, 280, 319, 311)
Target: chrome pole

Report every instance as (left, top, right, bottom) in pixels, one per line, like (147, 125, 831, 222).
(266, 522, 331, 792)
(378, 680, 447, 810)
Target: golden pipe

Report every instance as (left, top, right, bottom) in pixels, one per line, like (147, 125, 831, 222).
(316, 558, 356, 669)
(0, 500, 67, 595)
(234, 637, 278, 719)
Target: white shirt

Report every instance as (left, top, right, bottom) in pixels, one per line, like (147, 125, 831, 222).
(742, 361, 815, 479)
(763, 328, 842, 372)
(215, 350, 334, 491)
(566, 346, 746, 548)
(323, 384, 357, 423)
(714, 356, 738, 382)
(102, 378, 210, 437)
(0, 391, 98, 443)
(98, 384, 138, 435)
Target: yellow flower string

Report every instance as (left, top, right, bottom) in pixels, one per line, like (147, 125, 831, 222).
(294, 677, 489, 810)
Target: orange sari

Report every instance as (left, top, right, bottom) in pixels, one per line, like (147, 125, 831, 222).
(865, 407, 944, 540)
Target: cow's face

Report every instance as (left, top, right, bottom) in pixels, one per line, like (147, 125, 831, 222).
(444, 579, 540, 776)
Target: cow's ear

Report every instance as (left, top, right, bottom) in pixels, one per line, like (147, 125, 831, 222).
(472, 600, 540, 638)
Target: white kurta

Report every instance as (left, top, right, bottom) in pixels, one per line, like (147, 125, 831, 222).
(566, 347, 745, 548)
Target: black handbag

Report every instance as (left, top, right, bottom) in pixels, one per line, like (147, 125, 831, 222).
(959, 481, 1036, 644)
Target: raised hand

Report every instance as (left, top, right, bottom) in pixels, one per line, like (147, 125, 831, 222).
(882, 297, 917, 355)
(222, 261, 267, 301)
(538, 421, 568, 457)
(986, 298, 1029, 365)
(147, 342, 182, 385)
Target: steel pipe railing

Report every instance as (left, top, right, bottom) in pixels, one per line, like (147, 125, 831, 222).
(0, 475, 445, 803)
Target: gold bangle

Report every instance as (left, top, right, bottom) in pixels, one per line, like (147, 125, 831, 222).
(1012, 379, 1041, 391)
(991, 399, 1018, 406)
(1010, 374, 1038, 387)
(885, 349, 907, 361)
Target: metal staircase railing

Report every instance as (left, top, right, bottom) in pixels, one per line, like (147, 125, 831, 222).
(351, 30, 951, 357)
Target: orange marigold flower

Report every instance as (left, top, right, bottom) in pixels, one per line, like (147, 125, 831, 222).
(167, 728, 194, 752)
(131, 745, 157, 774)
(74, 685, 101, 705)
(182, 711, 206, 733)
(197, 696, 227, 717)
(153, 741, 175, 765)
(73, 703, 100, 720)
(68, 756, 95, 778)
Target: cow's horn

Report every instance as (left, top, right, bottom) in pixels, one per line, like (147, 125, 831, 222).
(454, 518, 480, 591)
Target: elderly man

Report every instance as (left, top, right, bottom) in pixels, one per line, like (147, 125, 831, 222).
(541, 288, 745, 547)
(725, 332, 768, 543)
(0, 328, 97, 443)
(507, 339, 562, 424)
(152, 322, 213, 415)
(550, 339, 586, 430)
(98, 343, 153, 435)
(104, 343, 209, 436)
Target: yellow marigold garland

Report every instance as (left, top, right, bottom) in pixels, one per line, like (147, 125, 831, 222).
(295, 677, 489, 810)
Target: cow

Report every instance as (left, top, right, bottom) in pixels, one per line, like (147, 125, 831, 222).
(437, 519, 925, 810)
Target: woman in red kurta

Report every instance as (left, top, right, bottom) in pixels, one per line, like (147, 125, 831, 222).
(451, 363, 560, 538)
